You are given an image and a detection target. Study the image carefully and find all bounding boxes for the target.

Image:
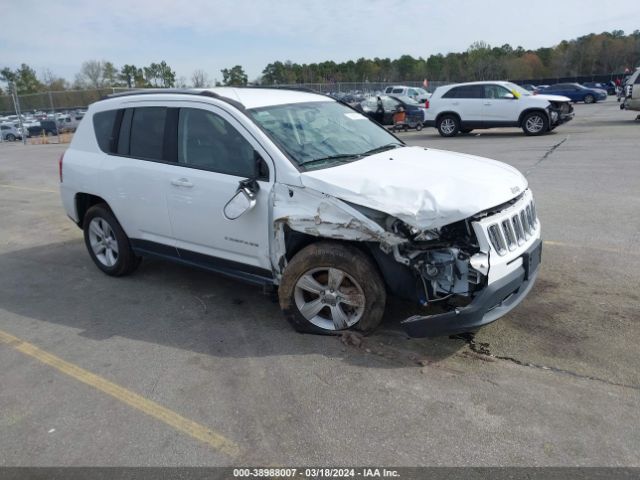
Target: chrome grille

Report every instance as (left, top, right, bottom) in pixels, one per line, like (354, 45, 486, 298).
(487, 199, 538, 256)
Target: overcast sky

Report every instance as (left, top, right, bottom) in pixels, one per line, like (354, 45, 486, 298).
(2, 0, 639, 83)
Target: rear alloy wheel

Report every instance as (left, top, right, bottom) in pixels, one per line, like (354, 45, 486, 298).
(279, 242, 386, 335)
(522, 111, 548, 136)
(83, 204, 140, 276)
(584, 94, 595, 104)
(437, 114, 460, 137)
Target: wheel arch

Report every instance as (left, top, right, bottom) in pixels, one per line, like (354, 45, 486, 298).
(518, 108, 549, 127)
(282, 228, 416, 302)
(75, 193, 109, 228)
(435, 111, 461, 125)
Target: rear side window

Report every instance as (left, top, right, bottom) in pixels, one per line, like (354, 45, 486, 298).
(634, 74, 640, 85)
(442, 85, 483, 99)
(129, 107, 167, 161)
(93, 110, 119, 153)
(391, 88, 404, 93)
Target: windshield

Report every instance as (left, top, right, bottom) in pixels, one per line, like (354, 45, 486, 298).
(504, 82, 531, 96)
(249, 101, 402, 170)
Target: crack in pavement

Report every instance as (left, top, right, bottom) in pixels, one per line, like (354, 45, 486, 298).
(525, 136, 568, 176)
(452, 333, 640, 392)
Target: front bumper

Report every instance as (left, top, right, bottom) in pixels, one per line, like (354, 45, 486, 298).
(401, 239, 541, 337)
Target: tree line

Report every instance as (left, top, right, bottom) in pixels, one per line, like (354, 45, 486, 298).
(261, 30, 640, 84)
(1, 30, 639, 97)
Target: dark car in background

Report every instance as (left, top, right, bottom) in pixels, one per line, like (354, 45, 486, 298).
(583, 81, 616, 95)
(359, 95, 425, 127)
(26, 120, 58, 137)
(539, 83, 607, 103)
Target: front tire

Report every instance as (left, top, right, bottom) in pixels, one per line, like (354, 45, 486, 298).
(6, 134, 16, 141)
(437, 114, 460, 137)
(278, 242, 386, 335)
(584, 94, 595, 104)
(522, 111, 549, 136)
(83, 204, 140, 276)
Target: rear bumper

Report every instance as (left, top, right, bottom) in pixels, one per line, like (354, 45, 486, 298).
(401, 239, 541, 338)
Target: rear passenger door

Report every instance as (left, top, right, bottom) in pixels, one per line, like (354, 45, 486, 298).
(165, 105, 274, 274)
(441, 85, 484, 125)
(95, 106, 176, 249)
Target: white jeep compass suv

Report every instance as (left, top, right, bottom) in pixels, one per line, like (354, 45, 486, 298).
(59, 88, 542, 337)
(425, 81, 574, 136)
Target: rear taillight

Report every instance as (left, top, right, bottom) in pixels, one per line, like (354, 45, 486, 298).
(424, 99, 430, 109)
(58, 152, 64, 182)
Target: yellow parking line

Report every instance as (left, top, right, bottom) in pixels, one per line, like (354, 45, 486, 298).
(0, 329, 240, 457)
(0, 184, 58, 194)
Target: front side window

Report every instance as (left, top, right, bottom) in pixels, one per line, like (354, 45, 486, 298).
(484, 85, 513, 99)
(391, 88, 404, 94)
(129, 107, 167, 161)
(249, 101, 401, 170)
(177, 108, 255, 177)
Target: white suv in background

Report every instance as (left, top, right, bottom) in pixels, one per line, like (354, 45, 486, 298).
(620, 67, 640, 119)
(60, 88, 541, 338)
(425, 81, 574, 136)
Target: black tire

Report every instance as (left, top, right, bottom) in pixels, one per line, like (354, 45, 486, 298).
(83, 204, 140, 276)
(584, 94, 595, 104)
(415, 123, 423, 131)
(461, 129, 473, 134)
(521, 111, 549, 136)
(6, 134, 16, 141)
(278, 242, 386, 335)
(437, 114, 460, 137)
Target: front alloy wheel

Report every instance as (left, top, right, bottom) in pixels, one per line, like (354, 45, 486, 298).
(293, 267, 365, 331)
(279, 242, 386, 335)
(522, 112, 548, 136)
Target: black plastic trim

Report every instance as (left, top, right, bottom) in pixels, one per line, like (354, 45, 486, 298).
(130, 239, 274, 286)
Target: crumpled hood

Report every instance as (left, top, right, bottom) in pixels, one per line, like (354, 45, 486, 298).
(300, 146, 528, 230)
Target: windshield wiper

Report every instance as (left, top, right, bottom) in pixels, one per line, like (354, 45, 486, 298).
(360, 143, 404, 156)
(298, 153, 361, 167)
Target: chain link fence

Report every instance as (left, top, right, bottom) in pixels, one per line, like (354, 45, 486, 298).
(1, 82, 455, 116)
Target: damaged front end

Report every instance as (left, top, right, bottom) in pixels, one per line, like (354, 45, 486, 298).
(548, 101, 575, 127)
(272, 184, 541, 338)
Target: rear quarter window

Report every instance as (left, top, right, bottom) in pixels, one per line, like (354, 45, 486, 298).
(93, 110, 119, 153)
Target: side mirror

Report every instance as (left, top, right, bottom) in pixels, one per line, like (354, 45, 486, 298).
(223, 178, 259, 220)
(504, 93, 515, 99)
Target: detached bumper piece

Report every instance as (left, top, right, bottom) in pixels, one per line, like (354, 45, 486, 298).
(401, 240, 541, 338)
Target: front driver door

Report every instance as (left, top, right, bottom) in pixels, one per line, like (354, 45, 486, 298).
(165, 105, 274, 277)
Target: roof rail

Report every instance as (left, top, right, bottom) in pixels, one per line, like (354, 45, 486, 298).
(101, 88, 245, 110)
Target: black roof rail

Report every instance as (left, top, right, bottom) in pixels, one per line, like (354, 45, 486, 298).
(101, 88, 245, 110)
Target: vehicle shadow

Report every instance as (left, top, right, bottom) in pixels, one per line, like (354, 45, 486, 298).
(0, 241, 466, 368)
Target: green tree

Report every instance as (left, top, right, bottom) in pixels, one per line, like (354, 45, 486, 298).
(221, 65, 248, 86)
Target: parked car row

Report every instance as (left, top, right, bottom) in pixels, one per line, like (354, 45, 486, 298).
(0, 110, 86, 138)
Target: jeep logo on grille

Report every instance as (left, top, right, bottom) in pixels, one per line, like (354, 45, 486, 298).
(511, 186, 521, 194)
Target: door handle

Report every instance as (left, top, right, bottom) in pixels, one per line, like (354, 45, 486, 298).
(171, 178, 194, 188)
(484, 102, 492, 106)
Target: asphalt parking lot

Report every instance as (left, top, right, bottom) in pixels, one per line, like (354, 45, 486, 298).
(0, 98, 638, 467)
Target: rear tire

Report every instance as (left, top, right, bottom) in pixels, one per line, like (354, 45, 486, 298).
(522, 111, 549, 136)
(278, 242, 386, 335)
(437, 114, 460, 137)
(6, 134, 16, 141)
(415, 123, 423, 131)
(83, 204, 140, 276)
(584, 94, 595, 104)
